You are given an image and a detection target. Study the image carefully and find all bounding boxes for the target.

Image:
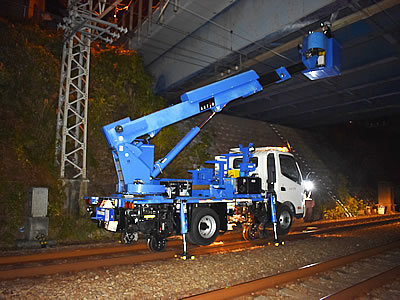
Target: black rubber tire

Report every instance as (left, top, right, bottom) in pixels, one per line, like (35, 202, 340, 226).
(276, 204, 293, 235)
(188, 207, 220, 246)
(186, 232, 196, 245)
(146, 236, 167, 252)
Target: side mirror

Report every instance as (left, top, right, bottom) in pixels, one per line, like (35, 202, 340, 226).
(305, 171, 314, 181)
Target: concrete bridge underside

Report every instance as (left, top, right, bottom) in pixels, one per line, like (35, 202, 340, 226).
(127, 0, 400, 128)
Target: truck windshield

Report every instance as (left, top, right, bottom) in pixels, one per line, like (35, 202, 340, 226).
(233, 157, 258, 169)
(279, 154, 301, 184)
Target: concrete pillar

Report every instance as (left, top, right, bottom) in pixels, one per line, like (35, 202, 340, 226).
(378, 181, 395, 213)
(25, 217, 49, 240)
(61, 179, 90, 216)
(25, 187, 49, 241)
(28, 187, 48, 217)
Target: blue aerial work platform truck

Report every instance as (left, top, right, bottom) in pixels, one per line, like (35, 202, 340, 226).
(86, 28, 341, 257)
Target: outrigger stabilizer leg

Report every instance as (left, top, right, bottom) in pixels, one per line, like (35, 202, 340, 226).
(175, 201, 195, 260)
(269, 193, 284, 247)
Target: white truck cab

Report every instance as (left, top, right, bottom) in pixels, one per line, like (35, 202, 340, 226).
(227, 146, 309, 219)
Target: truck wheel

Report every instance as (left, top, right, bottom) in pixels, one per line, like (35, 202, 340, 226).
(276, 205, 293, 235)
(188, 207, 220, 246)
(121, 231, 138, 244)
(186, 233, 196, 245)
(146, 235, 167, 252)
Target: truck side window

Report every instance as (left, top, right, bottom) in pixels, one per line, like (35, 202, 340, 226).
(279, 154, 300, 184)
(233, 157, 258, 169)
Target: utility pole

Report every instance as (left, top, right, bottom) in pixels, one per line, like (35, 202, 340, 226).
(55, 0, 126, 214)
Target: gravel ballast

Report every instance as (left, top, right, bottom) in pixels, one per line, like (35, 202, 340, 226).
(1, 220, 400, 299)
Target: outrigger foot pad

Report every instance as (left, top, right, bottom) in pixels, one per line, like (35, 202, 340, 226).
(175, 253, 195, 260)
(268, 240, 285, 247)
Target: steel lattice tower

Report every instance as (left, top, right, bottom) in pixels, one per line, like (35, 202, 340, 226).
(56, 0, 126, 180)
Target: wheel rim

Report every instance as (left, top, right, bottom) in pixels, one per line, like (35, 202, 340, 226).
(248, 224, 258, 240)
(153, 239, 165, 251)
(198, 215, 217, 239)
(279, 210, 292, 230)
(148, 236, 167, 252)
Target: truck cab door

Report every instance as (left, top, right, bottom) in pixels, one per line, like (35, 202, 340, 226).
(276, 154, 303, 215)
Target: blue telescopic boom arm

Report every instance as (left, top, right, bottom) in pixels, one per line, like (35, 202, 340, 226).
(103, 70, 262, 150)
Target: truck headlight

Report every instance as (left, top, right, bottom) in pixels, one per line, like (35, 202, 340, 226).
(303, 180, 314, 191)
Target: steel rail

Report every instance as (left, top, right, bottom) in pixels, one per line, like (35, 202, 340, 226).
(0, 250, 174, 281)
(292, 214, 400, 231)
(0, 242, 162, 265)
(0, 234, 242, 266)
(1, 215, 399, 265)
(288, 215, 400, 238)
(0, 239, 260, 280)
(183, 240, 400, 300)
(322, 265, 400, 299)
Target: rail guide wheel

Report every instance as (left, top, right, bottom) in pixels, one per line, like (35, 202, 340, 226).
(147, 235, 168, 252)
(242, 223, 258, 241)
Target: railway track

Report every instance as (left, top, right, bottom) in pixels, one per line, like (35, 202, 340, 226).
(184, 240, 400, 299)
(1, 214, 399, 283)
